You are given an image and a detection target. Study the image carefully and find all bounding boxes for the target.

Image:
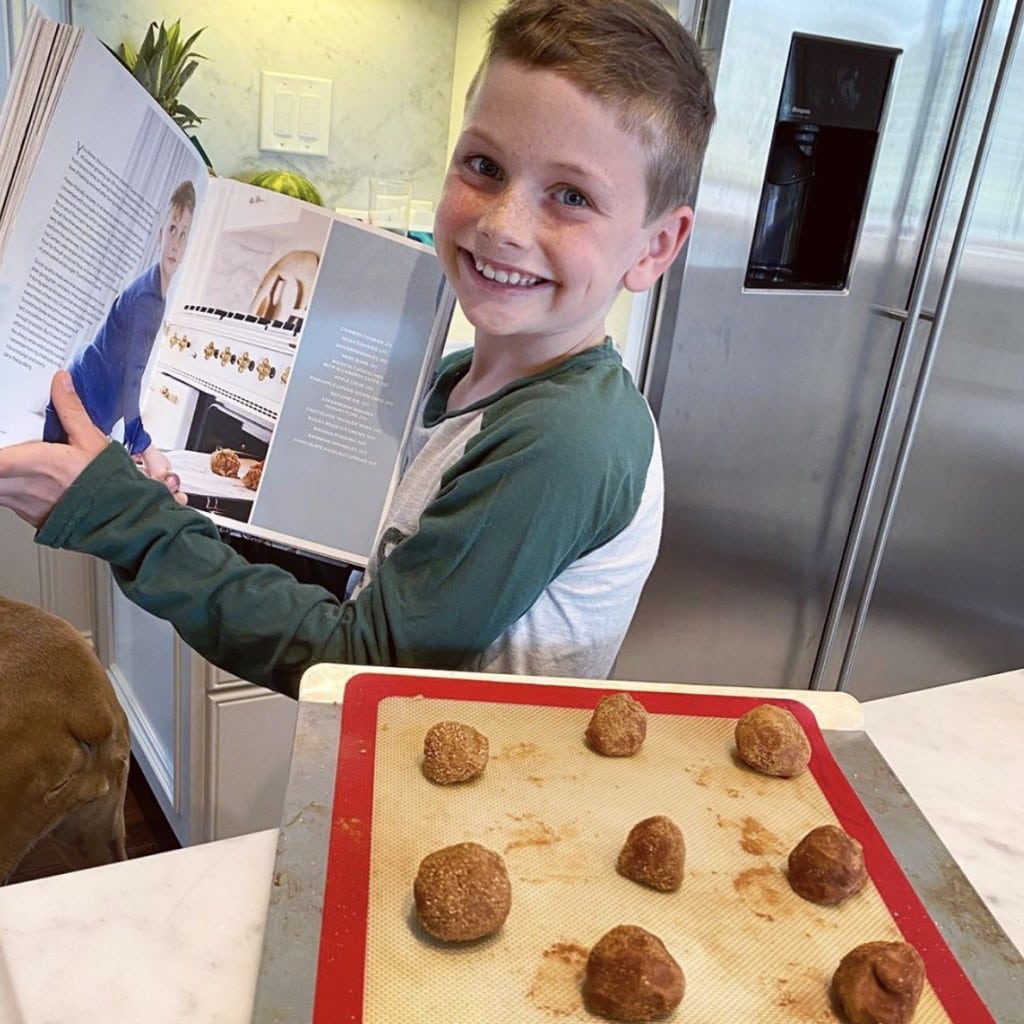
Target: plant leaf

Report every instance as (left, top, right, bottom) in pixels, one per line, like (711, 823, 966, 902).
(132, 61, 153, 93)
(173, 102, 204, 131)
(117, 41, 136, 70)
(140, 21, 158, 61)
(176, 60, 199, 92)
(112, 18, 208, 133)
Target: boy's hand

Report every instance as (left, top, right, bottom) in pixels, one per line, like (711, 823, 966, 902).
(0, 371, 113, 528)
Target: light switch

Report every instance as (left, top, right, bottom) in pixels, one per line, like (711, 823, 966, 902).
(274, 91, 297, 136)
(298, 95, 320, 139)
(259, 71, 332, 157)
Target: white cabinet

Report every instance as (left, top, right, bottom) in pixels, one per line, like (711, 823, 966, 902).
(204, 676, 298, 840)
(93, 569, 297, 846)
(0, 514, 95, 635)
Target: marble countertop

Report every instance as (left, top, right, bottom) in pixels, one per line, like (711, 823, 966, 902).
(0, 668, 1020, 1023)
(861, 668, 1024, 956)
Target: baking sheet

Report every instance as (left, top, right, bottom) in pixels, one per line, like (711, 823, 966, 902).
(310, 674, 994, 1024)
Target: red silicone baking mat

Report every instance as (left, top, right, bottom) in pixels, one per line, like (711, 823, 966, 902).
(311, 672, 994, 1023)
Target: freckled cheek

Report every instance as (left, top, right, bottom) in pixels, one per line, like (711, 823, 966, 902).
(433, 189, 480, 264)
(432, 196, 454, 243)
(431, 212, 459, 278)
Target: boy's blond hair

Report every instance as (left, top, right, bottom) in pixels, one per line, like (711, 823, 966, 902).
(168, 179, 196, 216)
(475, 0, 715, 224)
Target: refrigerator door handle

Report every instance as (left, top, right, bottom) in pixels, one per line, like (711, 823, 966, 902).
(873, 305, 936, 324)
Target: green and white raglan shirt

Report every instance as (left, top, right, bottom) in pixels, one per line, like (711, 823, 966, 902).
(37, 339, 663, 697)
(354, 339, 663, 678)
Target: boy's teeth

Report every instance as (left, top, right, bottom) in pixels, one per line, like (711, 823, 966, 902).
(474, 258, 538, 286)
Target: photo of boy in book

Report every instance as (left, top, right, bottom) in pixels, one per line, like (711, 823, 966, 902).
(42, 179, 197, 482)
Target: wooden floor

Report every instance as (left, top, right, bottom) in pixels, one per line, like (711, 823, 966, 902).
(6, 757, 181, 885)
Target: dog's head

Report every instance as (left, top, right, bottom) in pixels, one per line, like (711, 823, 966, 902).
(0, 597, 130, 882)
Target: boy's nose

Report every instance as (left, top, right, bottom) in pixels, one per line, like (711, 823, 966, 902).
(477, 186, 531, 247)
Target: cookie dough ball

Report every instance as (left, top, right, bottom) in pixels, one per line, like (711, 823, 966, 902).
(586, 693, 647, 757)
(413, 842, 511, 942)
(734, 703, 811, 777)
(210, 448, 240, 477)
(583, 924, 684, 1021)
(788, 824, 868, 905)
(241, 460, 264, 490)
(617, 816, 685, 893)
(422, 720, 489, 784)
(831, 941, 925, 1024)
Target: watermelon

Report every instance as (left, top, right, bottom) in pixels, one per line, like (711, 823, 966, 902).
(246, 169, 324, 207)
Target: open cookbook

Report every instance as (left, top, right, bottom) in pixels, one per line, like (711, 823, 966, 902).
(0, 12, 454, 566)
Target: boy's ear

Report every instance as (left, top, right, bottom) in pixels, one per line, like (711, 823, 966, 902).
(623, 205, 694, 293)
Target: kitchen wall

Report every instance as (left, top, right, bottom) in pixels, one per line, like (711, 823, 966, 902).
(448, 0, 500, 155)
(71, 0, 462, 214)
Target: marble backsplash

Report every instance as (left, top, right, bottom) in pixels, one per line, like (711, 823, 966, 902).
(71, 0, 462, 213)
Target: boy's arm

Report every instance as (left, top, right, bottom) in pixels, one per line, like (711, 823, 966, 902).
(136, 445, 174, 483)
(33, 415, 630, 696)
(8, 368, 651, 694)
(123, 417, 154, 456)
(33, 443, 381, 697)
(0, 374, 346, 696)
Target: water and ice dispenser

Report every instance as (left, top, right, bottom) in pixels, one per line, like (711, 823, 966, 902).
(746, 34, 900, 291)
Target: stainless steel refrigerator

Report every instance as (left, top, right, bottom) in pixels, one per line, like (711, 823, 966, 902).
(615, 0, 1023, 699)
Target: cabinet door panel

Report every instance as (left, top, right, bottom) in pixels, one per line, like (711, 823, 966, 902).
(206, 689, 297, 840)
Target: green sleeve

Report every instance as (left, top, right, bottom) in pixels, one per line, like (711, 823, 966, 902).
(37, 444, 374, 698)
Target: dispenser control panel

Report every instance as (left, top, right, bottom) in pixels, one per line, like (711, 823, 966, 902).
(746, 34, 901, 292)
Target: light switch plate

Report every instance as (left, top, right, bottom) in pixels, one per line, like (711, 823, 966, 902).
(259, 71, 332, 157)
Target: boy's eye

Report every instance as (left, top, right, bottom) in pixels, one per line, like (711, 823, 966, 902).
(554, 186, 590, 209)
(466, 155, 502, 179)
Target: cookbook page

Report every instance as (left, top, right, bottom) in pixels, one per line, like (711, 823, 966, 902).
(139, 177, 333, 537)
(252, 215, 452, 563)
(0, 24, 209, 447)
(143, 176, 452, 565)
(0, 14, 75, 228)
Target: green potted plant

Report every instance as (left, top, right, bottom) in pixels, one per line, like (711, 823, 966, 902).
(111, 19, 212, 167)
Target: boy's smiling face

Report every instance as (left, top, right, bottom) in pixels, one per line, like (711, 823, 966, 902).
(435, 58, 691, 364)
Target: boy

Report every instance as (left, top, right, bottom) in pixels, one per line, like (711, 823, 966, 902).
(42, 179, 196, 484)
(0, 0, 714, 697)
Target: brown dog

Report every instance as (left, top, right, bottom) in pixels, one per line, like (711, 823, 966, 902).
(0, 596, 130, 883)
